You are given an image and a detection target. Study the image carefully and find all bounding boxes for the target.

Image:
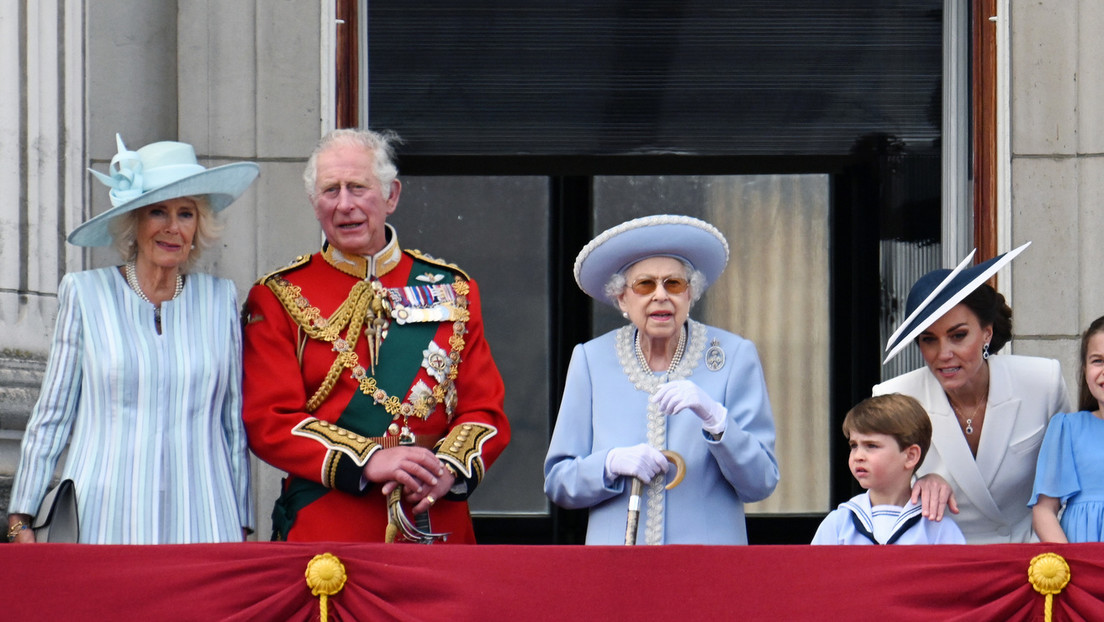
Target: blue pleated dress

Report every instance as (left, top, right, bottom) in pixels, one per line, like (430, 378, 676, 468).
(1030, 410, 1104, 542)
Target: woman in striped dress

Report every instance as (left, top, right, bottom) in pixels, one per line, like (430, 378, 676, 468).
(6, 135, 259, 544)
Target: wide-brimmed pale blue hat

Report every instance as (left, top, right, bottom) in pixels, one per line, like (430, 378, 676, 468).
(882, 241, 1031, 364)
(68, 134, 260, 247)
(574, 214, 729, 306)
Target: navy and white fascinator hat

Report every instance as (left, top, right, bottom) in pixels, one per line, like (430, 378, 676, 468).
(882, 241, 1031, 364)
(69, 134, 260, 247)
(573, 214, 729, 307)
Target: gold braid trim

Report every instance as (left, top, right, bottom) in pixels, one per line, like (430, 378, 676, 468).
(437, 423, 498, 482)
(267, 275, 472, 421)
(255, 254, 312, 286)
(266, 276, 373, 342)
(292, 418, 382, 472)
(323, 452, 342, 488)
(407, 249, 471, 281)
(266, 277, 383, 412)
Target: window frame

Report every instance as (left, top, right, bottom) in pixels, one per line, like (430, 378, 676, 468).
(334, 0, 994, 544)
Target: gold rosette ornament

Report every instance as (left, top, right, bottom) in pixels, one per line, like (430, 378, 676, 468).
(1028, 552, 1070, 622)
(306, 553, 347, 621)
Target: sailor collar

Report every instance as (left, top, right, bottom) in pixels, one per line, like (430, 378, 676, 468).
(841, 493, 924, 545)
(321, 224, 402, 279)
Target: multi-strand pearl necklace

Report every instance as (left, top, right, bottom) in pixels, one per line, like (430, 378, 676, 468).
(634, 325, 686, 382)
(125, 261, 183, 328)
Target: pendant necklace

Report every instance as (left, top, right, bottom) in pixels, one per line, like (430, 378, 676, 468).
(951, 400, 983, 435)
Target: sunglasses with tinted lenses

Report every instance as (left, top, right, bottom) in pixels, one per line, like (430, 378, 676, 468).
(629, 277, 689, 295)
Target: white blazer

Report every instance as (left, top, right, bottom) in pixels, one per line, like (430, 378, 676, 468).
(873, 354, 1070, 543)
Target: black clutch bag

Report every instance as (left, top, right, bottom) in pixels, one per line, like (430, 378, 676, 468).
(32, 479, 80, 543)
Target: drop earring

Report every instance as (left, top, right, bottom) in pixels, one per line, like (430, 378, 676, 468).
(982, 342, 991, 360)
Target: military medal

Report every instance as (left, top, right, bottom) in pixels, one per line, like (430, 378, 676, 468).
(362, 279, 392, 374)
(387, 282, 465, 324)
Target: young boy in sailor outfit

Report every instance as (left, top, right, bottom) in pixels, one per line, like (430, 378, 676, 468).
(812, 394, 965, 545)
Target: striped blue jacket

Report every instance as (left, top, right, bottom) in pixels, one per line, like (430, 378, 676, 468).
(9, 267, 253, 543)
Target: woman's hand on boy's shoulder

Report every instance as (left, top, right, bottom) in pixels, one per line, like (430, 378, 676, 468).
(911, 473, 959, 521)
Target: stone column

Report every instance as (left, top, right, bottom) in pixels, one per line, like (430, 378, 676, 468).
(0, 1, 85, 502)
(176, 0, 325, 539)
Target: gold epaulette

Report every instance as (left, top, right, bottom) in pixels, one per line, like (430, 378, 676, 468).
(405, 249, 470, 281)
(254, 253, 312, 285)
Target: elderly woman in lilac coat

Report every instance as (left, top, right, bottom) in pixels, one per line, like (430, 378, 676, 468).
(544, 215, 779, 545)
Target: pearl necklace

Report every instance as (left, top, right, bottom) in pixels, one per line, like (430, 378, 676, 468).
(125, 260, 183, 307)
(634, 325, 687, 381)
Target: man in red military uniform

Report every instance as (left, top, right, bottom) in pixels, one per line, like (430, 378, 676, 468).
(242, 129, 510, 543)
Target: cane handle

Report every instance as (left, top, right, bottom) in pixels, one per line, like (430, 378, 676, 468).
(661, 450, 686, 490)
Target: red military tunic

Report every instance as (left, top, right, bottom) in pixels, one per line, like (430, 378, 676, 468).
(242, 226, 509, 542)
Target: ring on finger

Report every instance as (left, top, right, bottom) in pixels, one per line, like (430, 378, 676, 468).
(426, 495, 436, 505)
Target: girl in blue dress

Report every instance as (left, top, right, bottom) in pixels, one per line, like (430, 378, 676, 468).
(1030, 315, 1104, 542)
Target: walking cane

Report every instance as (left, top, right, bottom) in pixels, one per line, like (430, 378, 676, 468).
(625, 450, 686, 545)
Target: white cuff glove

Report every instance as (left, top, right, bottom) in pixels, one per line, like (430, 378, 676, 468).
(605, 444, 669, 482)
(651, 379, 728, 436)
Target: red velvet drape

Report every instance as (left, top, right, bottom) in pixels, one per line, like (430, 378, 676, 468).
(4, 543, 1103, 621)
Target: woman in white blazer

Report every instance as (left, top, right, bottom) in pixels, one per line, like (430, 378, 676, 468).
(873, 243, 1070, 543)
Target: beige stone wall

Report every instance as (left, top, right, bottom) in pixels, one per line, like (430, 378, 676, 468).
(171, 1, 325, 540)
(175, 0, 325, 289)
(0, 1, 324, 538)
(0, 0, 89, 510)
(1008, 0, 1102, 398)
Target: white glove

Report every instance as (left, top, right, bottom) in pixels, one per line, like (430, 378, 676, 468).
(605, 444, 670, 482)
(651, 379, 728, 436)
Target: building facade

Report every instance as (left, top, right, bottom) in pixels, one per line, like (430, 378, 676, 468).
(1, 0, 1099, 543)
